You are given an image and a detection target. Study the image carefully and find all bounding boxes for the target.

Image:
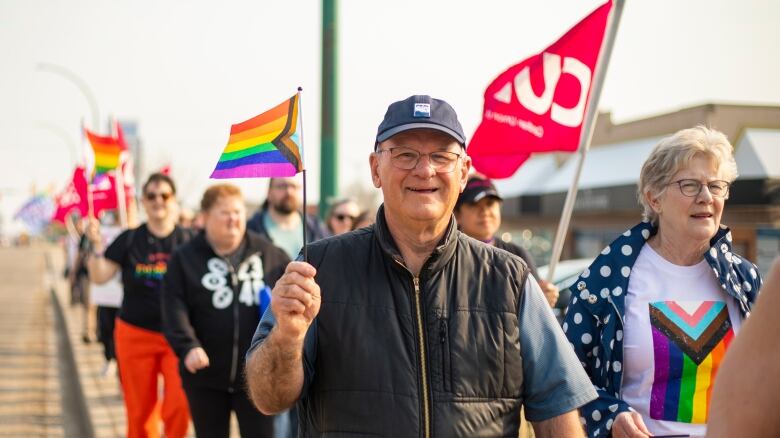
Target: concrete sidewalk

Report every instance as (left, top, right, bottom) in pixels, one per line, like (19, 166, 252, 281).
(49, 245, 239, 438)
(0, 246, 62, 437)
(48, 245, 127, 438)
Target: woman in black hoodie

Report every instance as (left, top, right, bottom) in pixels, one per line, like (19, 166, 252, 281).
(162, 184, 290, 437)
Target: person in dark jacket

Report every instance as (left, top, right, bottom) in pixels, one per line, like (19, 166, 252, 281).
(245, 95, 596, 437)
(246, 176, 329, 259)
(455, 174, 560, 308)
(162, 184, 290, 438)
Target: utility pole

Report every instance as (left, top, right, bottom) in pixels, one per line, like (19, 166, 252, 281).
(319, 0, 338, 217)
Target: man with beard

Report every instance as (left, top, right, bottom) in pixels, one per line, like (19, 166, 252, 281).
(247, 176, 329, 260)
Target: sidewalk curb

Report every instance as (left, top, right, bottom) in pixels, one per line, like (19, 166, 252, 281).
(48, 253, 95, 438)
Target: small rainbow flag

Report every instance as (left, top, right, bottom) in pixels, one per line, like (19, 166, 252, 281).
(211, 93, 303, 179)
(85, 127, 123, 175)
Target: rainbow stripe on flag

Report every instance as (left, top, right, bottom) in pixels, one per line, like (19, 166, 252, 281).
(85, 127, 123, 175)
(211, 94, 303, 179)
(648, 301, 734, 424)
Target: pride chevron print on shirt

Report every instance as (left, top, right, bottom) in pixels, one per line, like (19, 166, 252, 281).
(648, 300, 734, 424)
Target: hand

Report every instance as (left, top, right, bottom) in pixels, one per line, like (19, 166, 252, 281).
(538, 280, 560, 308)
(612, 411, 653, 437)
(85, 218, 103, 250)
(184, 347, 210, 373)
(270, 261, 321, 342)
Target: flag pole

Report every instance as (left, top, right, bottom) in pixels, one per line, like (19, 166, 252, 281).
(546, 0, 625, 282)
(112, 117, 129, 228)
(297, 87, 308, 263)
(82, 120, 96, 220)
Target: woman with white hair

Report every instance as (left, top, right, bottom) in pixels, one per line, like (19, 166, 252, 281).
(563, 126, 763, 437)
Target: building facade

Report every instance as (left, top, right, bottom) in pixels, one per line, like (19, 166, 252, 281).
(496, 103, 780, 275)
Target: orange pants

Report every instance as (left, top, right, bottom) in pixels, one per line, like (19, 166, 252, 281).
(114, 318, 190, 438)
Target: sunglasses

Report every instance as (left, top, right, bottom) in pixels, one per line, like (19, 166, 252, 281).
(334, 214, 356, 222)
(145, 192, 173, 201)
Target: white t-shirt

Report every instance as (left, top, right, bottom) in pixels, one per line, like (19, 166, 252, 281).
(90, 225, 124, 308)
(621, 244, 742, 437)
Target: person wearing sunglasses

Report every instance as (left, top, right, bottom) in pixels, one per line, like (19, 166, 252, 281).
(246, 95, 596, 437)
(324, 198, 361, 236)
(87, 173, 194, 438)
(563, 126, 763, 438)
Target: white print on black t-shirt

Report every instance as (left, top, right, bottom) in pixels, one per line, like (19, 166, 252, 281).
(200, 255, 266, 309)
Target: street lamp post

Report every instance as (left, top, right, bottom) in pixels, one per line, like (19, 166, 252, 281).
(34, 121, 78, 165)
(36, 62, 100, 130)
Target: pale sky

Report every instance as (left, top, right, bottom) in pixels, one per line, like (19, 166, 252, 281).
(1, 0, 779, 233)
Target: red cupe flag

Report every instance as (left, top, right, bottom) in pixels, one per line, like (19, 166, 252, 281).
(52, 167, 89, 224)
(468, 1, 613, 178)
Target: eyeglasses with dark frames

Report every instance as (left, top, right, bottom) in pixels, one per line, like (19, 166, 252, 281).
(334, 214, 356, 222)
(670, 179, 730, 198)
(376, 147, 462, 173)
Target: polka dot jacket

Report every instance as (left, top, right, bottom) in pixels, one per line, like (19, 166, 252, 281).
(562, 221, 763, 437)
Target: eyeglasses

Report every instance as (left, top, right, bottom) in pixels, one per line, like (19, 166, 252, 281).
(376, 147, 462, 173)
(334, 214, 356, 222)
(145, 192, 173, 201)
(670, 179, 730, 198)
(270, 182, 300, 191)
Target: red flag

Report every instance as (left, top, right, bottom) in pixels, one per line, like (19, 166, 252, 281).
(52, 167, 89, 224)
(468, 1, 613, 178)
(91, 173, 119, 215)
(91, 172, 132, 215)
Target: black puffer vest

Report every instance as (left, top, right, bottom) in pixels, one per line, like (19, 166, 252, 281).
(298, 206, 529, 437)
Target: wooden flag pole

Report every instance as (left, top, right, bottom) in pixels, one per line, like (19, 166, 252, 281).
(546, 0, 625, 283)
(298, 87, 308, 263)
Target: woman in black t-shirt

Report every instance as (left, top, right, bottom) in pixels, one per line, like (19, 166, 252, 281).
(87, 173, 192, 438)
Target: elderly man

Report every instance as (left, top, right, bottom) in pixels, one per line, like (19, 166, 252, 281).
(245, 95, 596, 437)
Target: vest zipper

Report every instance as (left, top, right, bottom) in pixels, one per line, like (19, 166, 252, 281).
(227, 260, 240, 393)
(413, 276, 431, 438)
(439, 318, 451, 392)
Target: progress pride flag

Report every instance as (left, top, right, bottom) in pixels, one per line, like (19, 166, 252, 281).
(468, 1, 612, 178)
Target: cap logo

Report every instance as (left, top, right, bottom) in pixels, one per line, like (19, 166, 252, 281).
(413, 103, 431, 118)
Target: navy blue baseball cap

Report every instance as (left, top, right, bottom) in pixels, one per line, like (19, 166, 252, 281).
(375, 95, 466, 147)
(457, 175, 502, 207)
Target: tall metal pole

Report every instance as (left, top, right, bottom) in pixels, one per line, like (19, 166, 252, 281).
(36, 63, 100, 131)
(546, 0, 625, 282)
(319, 0, 338, 217)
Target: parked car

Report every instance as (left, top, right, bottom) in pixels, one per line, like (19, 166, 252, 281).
(537, 258, 593, 323)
